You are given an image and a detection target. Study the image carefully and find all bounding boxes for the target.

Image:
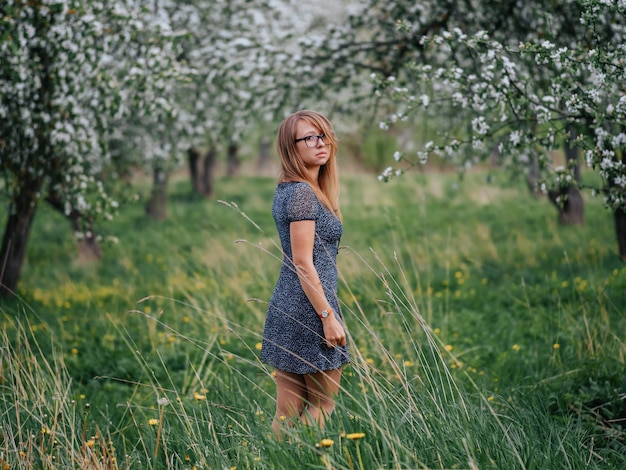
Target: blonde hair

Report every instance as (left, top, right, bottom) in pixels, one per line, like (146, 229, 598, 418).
(276, 110, 342, 220)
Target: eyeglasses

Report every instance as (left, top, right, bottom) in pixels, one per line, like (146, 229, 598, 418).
(295, 134, 326, 148)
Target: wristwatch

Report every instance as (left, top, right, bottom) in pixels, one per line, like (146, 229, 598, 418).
(318, 308, 332, 319)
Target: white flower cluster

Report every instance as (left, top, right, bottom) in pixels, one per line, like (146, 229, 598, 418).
(371, 0, 626, 210)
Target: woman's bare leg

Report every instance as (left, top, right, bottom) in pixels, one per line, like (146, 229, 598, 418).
(302, 367, 342, 430)
(272, 369, 307, 436)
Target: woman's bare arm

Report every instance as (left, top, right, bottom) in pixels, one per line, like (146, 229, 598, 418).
(290, 220, 346, 347)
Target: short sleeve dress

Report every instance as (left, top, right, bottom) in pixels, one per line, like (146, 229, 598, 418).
(261, 182, 350, 375)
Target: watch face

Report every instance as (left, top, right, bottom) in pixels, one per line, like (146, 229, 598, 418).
(320, 310, 329, 318)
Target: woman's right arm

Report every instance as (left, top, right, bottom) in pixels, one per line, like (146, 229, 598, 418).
(290, 219, 346, 348)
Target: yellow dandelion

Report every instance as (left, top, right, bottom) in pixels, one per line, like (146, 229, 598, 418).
(148, 419, 159, 426)
(445, 344, 453, 351)
(346, 432, 366, 440)
(41, 426, 50, 434)
(71, 348, 78, 355)
(433, 328, 441, 334)
(403, 360, 414, 367)
(553, 343, 560, 349)
(394, 353, 402, 359)
(487, 396, 494, 402)
(512, 344, 521, 351)
(194, 392, 206, 401)
(279, 415, 286, 422)
(316, 438, 334, 448)
(255, 342, 263, 350)
(183, 316, 191, 323)
(86, 438, 95, 448)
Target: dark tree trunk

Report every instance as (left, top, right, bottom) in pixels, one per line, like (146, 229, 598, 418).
(202, 147, 217, 197)
(525, 119, 541, 195)
(615, 208, 626, 261)
(188, 147, 202, 193)
(45, 194, 102, 261)
(146, 166, 168, 220)
(548, 125, 584, 225)
(226, 143, 240, 177)
(0, 178, 43, 298)
(73, 220, 102, 261)
(188, 146, 216, 197)
(257, 137, 271, 173)
(526, 150, 541, 195)
(549, 186, 585, 225)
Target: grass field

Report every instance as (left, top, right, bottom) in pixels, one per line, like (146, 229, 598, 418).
(1, 170, 625, 469)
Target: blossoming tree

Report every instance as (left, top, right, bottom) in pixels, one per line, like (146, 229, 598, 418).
(0, 0, 329, 297)
(375, 0, 626, 259)
(0, 1, 186, 297)
(303, 0, 626, 260)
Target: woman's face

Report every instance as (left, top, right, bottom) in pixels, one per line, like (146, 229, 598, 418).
(294, 119, 330, 170)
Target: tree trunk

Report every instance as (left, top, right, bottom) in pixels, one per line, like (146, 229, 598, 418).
(526, 150, 541, 195)
(202, 147, 217, 197)
(0, 180, 42, 298)
(46, 194, 102, 261)
(548, 125, 584, 225)
(188, 147, 202, 193)
(73, 220, 102, 261)
(188, 146, 216, 197)
(615, 207, 626, 261)
(257, 137, 271, 173)
(146, 166, 168, 220)
(549, 186, 585, 225)
(226, 143, 240, 177)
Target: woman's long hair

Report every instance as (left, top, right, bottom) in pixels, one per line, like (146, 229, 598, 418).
(275, 110, 342, 220)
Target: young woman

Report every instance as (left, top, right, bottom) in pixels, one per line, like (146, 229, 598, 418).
(261, 110, 349, 435)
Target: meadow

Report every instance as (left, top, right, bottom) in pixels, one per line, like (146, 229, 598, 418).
(1, 169, 625, 469)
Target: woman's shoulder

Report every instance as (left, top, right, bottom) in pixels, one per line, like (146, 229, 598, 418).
(277, 181, 315, 198)
(276, 181, 319, 221)
(277, 180, 310, 189)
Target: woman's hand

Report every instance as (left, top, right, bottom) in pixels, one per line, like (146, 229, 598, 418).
(322, 315, 346, 348)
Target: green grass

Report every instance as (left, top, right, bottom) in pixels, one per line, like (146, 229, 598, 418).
(1, 170, 625, 469)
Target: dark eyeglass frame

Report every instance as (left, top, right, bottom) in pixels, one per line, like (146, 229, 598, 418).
(294, 134, 327, 148)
